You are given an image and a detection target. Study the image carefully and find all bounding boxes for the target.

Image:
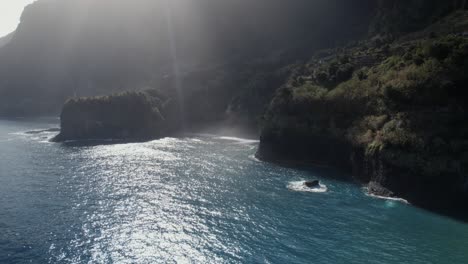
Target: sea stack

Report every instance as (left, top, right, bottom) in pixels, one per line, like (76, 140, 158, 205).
(52, 89, 181, 142)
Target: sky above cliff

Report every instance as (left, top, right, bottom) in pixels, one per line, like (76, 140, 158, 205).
(0, 0, 36, 37)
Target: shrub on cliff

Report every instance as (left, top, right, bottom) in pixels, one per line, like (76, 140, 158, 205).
(259, 31, 468, 207)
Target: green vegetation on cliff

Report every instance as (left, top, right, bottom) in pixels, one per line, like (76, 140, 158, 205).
(259, 11, 468, 210)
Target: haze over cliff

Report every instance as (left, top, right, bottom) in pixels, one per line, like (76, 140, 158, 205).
(0, 0, 464, 125)
(0, 0, 376, 117)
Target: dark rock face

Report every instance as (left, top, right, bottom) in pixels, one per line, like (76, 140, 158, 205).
(367, 181, 394, 198)
(257, 123, 353, 171)
(351, 143, 468, 211)
(53, 90, 181, 142)
(305, 180, 320, 188)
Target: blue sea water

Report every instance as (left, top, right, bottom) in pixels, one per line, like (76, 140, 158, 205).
(0, 118, 467, 264)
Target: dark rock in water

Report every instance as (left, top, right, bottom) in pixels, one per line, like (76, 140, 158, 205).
(305, 180, 320, 188)
(367, 181, 394, 197)
(52, 89, 181, 142)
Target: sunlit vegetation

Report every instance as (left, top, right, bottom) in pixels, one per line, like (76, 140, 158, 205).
(259, 10, 468, 205)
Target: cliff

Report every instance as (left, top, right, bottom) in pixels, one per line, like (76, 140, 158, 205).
(3, 0, 468, 215)
(0, 0, 375, 120)
(53, 89, 181, 141)
(258, 11, 468, 214)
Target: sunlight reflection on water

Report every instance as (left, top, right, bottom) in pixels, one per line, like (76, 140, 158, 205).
(2, 121, 468, 264)
(51, 137, 253, 263)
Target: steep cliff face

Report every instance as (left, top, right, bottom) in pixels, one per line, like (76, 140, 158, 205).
(258, 12, 468, 213)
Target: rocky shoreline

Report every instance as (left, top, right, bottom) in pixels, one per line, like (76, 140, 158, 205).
(257, 140, 467, 216)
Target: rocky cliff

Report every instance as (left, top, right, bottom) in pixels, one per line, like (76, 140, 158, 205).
(53, 89, 181, 141)
(258, 11, 468, 215)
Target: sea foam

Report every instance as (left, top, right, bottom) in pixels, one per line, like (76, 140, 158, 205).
(217, 136, 260, 144)
(287, 181, 328, 193)
(363, 187, 409, 204)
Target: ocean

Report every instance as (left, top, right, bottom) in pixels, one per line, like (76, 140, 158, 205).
(1, 118, 467, 264)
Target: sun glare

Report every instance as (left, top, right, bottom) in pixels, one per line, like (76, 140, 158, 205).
(0, 0, 36, 37)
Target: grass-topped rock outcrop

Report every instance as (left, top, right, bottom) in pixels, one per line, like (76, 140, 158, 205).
(53, 89, 181, 142)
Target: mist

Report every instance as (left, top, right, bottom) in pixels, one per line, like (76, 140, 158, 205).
(0, 0, 375, 116)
